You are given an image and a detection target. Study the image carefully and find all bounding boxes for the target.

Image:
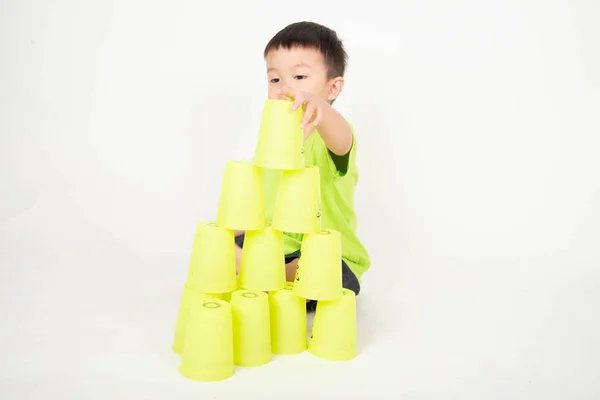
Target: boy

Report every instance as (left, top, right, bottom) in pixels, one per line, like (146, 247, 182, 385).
(234, 21, 370, 311)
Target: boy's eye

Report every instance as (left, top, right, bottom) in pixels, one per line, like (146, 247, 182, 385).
(270, 78, 280, 83)
(294, 75, 307, 80)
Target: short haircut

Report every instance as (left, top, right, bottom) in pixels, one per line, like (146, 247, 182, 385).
(264, 21, 348, 79)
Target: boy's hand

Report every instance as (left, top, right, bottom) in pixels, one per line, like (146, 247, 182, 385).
(276, 86, 326, 136)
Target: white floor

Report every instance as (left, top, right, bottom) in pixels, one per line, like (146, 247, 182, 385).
(1, 244, 599, 400)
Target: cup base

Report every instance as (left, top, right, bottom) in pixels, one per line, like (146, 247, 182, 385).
(179, 366, 234, 382)
(307, 347, 357, 362)
(234, 355, 272, 368)
(273, 347, 306, 356)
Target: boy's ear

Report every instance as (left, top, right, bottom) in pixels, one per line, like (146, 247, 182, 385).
(327, 76, 345, 102)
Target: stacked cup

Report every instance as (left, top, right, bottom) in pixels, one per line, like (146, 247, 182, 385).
(216, 160, 266, 231)
(231, 290, 272, 367)
(179, 299, 235, 381)
(253, 99, 305, 171)
(269, 282, 307, 355)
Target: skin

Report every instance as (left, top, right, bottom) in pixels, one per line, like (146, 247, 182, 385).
(234, 45, 353, 283)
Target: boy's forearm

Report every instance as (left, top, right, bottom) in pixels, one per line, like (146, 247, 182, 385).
(315, 101, 353, 156)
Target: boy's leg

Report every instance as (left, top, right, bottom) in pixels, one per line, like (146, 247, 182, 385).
(284, 250, 301, 281)
(234, 233, 245, 248)
(234, 233, 245, 273)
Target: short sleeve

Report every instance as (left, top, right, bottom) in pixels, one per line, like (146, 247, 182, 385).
(324, 124, 357, 178)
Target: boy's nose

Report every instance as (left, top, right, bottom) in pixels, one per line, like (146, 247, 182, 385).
(283, 78, 301, 90)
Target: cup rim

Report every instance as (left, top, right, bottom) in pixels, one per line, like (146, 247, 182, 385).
(203, 301, 222, 309)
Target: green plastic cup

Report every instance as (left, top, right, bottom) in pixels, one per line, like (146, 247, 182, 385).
(308, 288, 357, 361)
(179, 300, 235, 381)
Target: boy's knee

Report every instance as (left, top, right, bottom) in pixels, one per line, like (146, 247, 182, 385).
(342, 261, 360, 296)
(234, 234, 245, 248)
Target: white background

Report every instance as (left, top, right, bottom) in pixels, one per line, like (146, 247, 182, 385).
(1, 0, 599, 399)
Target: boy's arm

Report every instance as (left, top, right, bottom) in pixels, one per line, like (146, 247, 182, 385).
(311, 100, 353, 156)
(276, 87, 353, 156)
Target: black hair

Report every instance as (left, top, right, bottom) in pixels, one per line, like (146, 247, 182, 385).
(264, 21, 348, 79)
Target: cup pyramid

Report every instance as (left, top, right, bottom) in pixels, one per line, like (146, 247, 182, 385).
(171, 99, 358, 382)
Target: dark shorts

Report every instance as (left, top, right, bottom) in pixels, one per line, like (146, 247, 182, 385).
(235, 234, 360, 312)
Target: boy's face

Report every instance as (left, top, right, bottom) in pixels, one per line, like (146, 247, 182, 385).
(266, 46, 342, 103)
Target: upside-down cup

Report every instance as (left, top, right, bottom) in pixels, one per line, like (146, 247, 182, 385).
(216, 160, 265, 231)
(186, 221, 237, 294)
(292, 229, 343, 301)
(252, 99, 305, 170)
(238, 224, 286, 291)
(269, 282, 307, 355)
(308, 288, 357, 361)
(172, 286, 218, 355)
(179, 299, 235, 381)
(230, 290, 272, 367)
(271, 165, 321, 234)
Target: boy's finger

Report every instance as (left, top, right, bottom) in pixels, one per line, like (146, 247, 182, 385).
(305, 107, 321, 134)
(291, 95, 305, 111)
(301, 102, 317, 128)
(312, 106, 322, 127)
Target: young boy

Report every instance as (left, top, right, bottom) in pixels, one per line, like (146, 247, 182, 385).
(234, 21, 370, 311)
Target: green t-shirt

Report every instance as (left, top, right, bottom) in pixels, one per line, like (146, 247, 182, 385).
(262, 125, 370, 282)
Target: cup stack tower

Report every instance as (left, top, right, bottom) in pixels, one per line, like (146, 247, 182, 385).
(172, 99, 357, 382)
